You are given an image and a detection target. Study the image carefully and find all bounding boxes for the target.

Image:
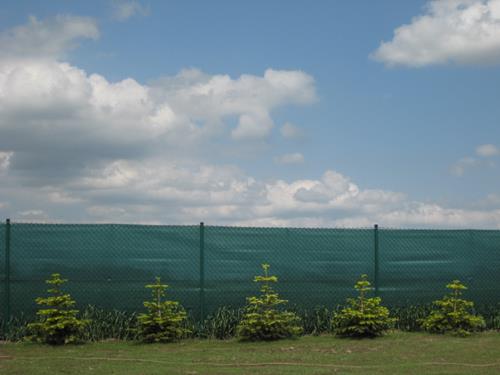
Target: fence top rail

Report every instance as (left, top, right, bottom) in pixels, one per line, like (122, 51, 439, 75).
(3, 220, 500, 232)
(3, 221, 199, 229)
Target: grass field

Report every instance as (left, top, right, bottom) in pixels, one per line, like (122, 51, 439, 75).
(1, 331, 500, 374)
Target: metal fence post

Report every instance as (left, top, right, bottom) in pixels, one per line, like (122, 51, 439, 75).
(199, 222, 205, 322)
(3, 218, 11, 334)
(374, 224, 379, 296)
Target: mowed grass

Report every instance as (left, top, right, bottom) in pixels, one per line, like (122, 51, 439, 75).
(1, 332, 500, 375)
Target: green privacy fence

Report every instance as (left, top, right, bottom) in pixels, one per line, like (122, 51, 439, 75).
(1, 220, 500, 324)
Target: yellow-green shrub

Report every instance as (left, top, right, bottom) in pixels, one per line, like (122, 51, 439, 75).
(332, 274, 395, 338)
(27, 273, 89, 345)
(420, 280, 485, 336)
(237, 264, 302, 341)
(136, 277, 190, 343)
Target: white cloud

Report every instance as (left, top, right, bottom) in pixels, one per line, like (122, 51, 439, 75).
(451, 144, 498, 176)
(111, 1, 150, 21)
(18, 210, 49, 221)
(477, 193, 500, 207)
(372, 0, 500, 67)
(0, 61, 316, 173)
(372, 203, 500, 229)
(450, 157, 479, 176)
(0, 151, 12, 172)
(1, 16, 500, 229)
(0, 15, 98, 60)
(476, 143, 499, 157)
(274, 152, 305, 165)
(87, 205, 127, 218)
(4, 152, 500, 228)
(280, 122, 303, 139)
(246, 170, 404, 221)
(152, 68, 315, 143)
(47, 190, 83, 204)
(232, 113, 274, 140)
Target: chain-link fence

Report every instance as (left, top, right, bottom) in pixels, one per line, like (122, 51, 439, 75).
(1, 221, 500, 323)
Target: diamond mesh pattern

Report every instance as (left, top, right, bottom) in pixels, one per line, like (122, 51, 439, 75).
(3, 223, 199, 318)
(204, 226, 373, 312)
(1, 223, 499, 320)
(378, 229, 500, 305)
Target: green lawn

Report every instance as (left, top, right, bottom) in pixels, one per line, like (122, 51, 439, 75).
(1, 332, 500, 374)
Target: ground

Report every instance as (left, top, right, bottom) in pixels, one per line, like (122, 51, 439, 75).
(1, 331, 500, 374)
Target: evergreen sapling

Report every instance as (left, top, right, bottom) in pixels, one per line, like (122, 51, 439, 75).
(332, 274, 395, 338)
(137, 277, 190, 343)
(237, 264, 302, 341)
(27, 273, 89, 345)
(420, 280, 485, 336)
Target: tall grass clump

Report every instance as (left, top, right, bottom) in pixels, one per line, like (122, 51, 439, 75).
(476, 303, 500, 331)
(294, 306, 334, 335)
(391, 304, 433, 331)
(0, 314, 30, 342)
(194, 306, 244, 339)
(81, 306, 139, 341)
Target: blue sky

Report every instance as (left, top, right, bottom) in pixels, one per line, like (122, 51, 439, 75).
(0, 0, 499, 227)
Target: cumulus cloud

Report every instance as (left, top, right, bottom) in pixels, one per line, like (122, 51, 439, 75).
(280, 122, 303, 139)
(3, 154, 500, 228)
(151, 68, 316, 142)
(1, 15, 500, 229)
(0, 62, 316, 177)
(0, 15, 98, 60)
(18, 210, 49, 222)
(111, 1, 150, 21)
(261, 170, 403, 216)
(451, 144, 498, 176)
(483, 193, 500, 205)
(274, 152, 304, 165)
(232, 113, 274, 140)
(451, 157, 479, 176)
(47, 191, 82, 204)
(371, 203, 500, 229)
(0, 151, 12, 172)
(372, 0, 500, 67)
(476, 143, 499, 157)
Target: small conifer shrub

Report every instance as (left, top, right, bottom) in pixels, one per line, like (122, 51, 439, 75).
(237, 264, 302, 341)
(420, 280, 485, 336)
(332, 274, 395, 338)
(136, 277, 190, 343)
(27, 273, 89, 345)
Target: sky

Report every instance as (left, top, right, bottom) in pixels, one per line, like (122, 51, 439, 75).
(0, 0, 500, 228)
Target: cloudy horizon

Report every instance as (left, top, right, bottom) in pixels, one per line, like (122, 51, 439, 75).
(1, 0, 500, 228)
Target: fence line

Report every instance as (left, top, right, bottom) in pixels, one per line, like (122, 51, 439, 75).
(1, 220, 500, 327)
(199, 222, 205, 321)
(3, 219, 11, 332)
